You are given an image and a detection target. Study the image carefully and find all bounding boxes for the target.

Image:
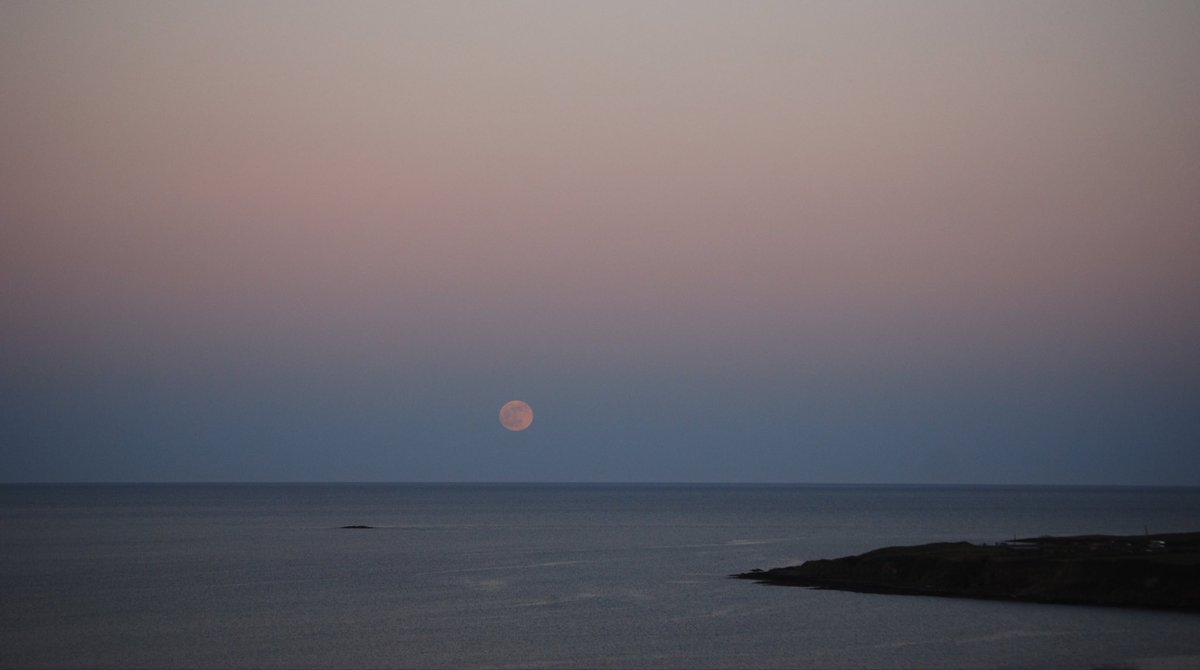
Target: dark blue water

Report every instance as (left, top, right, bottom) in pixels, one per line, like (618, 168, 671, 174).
(2, 484, 1198, 668)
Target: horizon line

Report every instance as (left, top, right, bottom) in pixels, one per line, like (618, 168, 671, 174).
(3, 480, 1197, 489)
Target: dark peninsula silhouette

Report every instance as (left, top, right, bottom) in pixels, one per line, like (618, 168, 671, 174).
(736, 532, 1200, 612)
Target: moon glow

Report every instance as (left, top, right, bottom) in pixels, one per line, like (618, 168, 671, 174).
(499, 400, 534, 432)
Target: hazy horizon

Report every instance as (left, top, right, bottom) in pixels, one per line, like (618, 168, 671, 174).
(7, 481, 1199, 489)
(3, 1, 1198, 486)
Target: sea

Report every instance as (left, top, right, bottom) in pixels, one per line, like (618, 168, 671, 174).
(2, 484, 1198, 669)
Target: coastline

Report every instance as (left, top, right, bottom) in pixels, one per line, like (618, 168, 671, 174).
(736, 532, 1200, 612)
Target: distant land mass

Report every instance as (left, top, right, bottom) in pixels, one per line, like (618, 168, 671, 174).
(736, 532, 1200, 612)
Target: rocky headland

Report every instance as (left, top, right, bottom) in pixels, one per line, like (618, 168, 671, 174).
(735, 532, 1200, 612)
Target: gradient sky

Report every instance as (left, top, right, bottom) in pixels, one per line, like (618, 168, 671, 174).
(3, 1, 1198, 484)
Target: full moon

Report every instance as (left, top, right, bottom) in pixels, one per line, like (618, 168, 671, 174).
(499, 400, 534, 432)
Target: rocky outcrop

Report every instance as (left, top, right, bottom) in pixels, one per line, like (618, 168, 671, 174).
(735, 532, 1200, 612)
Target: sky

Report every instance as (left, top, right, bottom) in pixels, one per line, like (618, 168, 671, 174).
(2, 1, 1198, 484)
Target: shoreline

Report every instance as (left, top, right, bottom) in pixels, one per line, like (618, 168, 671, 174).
(735, 532, 1200, 612)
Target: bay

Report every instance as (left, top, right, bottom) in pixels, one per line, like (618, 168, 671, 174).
(2, 484, 1198, 669)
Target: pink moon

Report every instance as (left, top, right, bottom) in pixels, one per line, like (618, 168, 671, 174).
(499, 400, 533, 431)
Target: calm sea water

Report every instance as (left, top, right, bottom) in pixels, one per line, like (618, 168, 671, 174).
(2, 484, 1198, 669)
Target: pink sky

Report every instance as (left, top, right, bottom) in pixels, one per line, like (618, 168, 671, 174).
(2, 2, 1199, 485)
(5, 1, 1198, 380)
